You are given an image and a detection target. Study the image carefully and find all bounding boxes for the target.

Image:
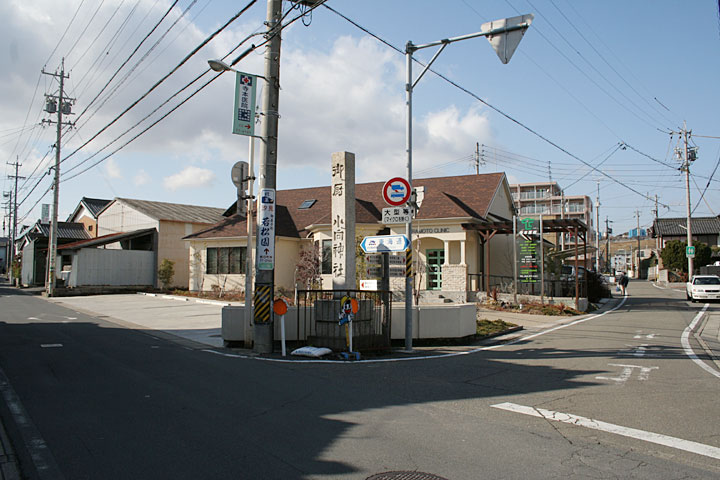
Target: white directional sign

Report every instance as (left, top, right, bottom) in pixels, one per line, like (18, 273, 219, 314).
(382, 206, 415, 224)
(359, 279, 378, 291)
(360, 234, 410, 253)
(256, 188, 275, 270)
(365, 253, 406, 265)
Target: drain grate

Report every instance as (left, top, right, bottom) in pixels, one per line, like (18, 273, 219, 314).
(366, 472, 449, 480)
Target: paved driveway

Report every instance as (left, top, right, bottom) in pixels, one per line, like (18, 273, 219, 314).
(48, 293, 235, 348)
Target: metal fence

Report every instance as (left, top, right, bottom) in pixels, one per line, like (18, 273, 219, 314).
(468, 274, 587, 298)
(295, 289, 392, 352)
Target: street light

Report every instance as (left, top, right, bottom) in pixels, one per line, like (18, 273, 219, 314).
(208, 59, 234, 72)
(209, 58, 261, 348)
(403, 14, 533, 351)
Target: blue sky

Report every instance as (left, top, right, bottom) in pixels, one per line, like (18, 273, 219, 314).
(2, 0, 719, 237)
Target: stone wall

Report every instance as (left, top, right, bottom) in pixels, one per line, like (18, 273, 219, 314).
(442, 264, 467, 292)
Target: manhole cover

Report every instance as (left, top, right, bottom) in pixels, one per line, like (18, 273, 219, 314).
(366, 472, 449, 480)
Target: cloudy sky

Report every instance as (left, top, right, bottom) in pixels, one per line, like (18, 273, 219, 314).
(2, 0, 720, 236)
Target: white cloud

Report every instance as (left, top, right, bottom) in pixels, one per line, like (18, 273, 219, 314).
(134, 169, 150, 186)
(163, 166, 215, 191)
(105, 158, 122, 179)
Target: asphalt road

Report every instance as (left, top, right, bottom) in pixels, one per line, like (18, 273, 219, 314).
(1, 280, 719, 479)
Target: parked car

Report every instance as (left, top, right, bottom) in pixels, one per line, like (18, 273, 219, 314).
(686, 275, 720, 302)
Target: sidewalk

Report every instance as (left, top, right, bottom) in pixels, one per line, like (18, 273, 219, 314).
(47, 291, 623, 359)
(698, 313, 720, 366)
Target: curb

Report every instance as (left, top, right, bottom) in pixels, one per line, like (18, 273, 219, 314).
(0, 416, 21, 480)
(694, 313, 720, 371)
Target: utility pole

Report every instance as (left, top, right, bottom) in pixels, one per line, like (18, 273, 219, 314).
(253, 0, 282, 352)
(7, 158, 25, 284)
(671, 122, 695, 276)
(605, 217, 612, 273)
(41, 58, 74, 296)
(635, 209, 641, 279)
(560, 190, 565, 251)
(2, 191, 11, 276)
(595, 181, 600, 272)
(474, 142, 481, 175)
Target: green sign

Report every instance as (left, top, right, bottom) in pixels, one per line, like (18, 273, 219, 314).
(686, 245, 695, 258)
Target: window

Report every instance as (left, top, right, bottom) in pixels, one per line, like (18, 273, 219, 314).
(206, 247, 246, 274)
(321, 239, 332, 274)
(299, 199, 316, 209)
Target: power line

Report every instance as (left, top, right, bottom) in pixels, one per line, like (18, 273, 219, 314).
(323, 4, 670, 208)
(56, 0, 321, 184)
(45, 0, 87, 67)
(73, 0, 181, 125)
(61, 0, 256, 170)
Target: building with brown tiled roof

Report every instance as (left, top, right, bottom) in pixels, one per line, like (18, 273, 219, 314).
(184, 172, 517, 299)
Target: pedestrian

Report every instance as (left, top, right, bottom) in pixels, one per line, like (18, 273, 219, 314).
(619, 272, 629, 296)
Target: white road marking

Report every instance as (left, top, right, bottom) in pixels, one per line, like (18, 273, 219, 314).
(634, 333, 655, 339)
(40, 344, 63, 348)
(681, 304, 720, 379)
(633, 344, 648, 357)
(596, 363, 658, 383)
(492, 402, 720, 460)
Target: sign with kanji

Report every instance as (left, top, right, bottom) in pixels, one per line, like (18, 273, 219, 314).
(232, 72, 257, 136)
(256, 188, 275, 270)
(382, 206, 415, 224)
(360, 234, 410, 253)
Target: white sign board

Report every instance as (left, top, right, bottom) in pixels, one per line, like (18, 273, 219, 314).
(382, 207, 414, 224)
(365, 253, 406, 265)
(359, 279, 378, 291)
(360, 234, 410, 253)
(256, 188, 275, 270)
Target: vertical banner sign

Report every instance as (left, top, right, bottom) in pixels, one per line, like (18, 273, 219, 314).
(257, 188, 275, 270)
(232, 72, 257, 136)
(517, 217, 539, 283)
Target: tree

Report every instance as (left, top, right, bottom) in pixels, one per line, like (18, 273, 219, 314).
(660, 240, 712, 274)
(158, 259, 175, 289)
(296, 243, 322, 290)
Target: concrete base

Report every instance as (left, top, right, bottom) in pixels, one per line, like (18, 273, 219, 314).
(253, 322, 274, 353)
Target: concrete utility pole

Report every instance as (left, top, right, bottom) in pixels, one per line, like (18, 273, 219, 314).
(595, 181, 600, 272)
(635, 209, 641, 278)
(253, 0, 282, 352)
(683, 125, 693, 276)
(41, 58, 73, 296)
(6, 159, 25, 284)
(605, 217, 612, 273)
(671, 122, 695, 276)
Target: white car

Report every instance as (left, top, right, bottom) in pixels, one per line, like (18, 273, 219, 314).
(686, 275, 720, 302)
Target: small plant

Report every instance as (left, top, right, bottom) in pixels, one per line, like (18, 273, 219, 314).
(157, 259, 175, 290)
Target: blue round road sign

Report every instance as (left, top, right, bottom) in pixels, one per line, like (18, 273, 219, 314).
(383, 177, 411, 207)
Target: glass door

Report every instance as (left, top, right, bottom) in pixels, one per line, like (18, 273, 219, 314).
(426, 249, 444, 290)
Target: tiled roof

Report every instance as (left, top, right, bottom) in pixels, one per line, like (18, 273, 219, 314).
(652, 216, 720, 237)
(58, 228, 156, 251)
(82, 197, 112, 217)
(111, 198, 225, 224)
(33, 222, 91, 241)
(186, 173, 507, 240)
